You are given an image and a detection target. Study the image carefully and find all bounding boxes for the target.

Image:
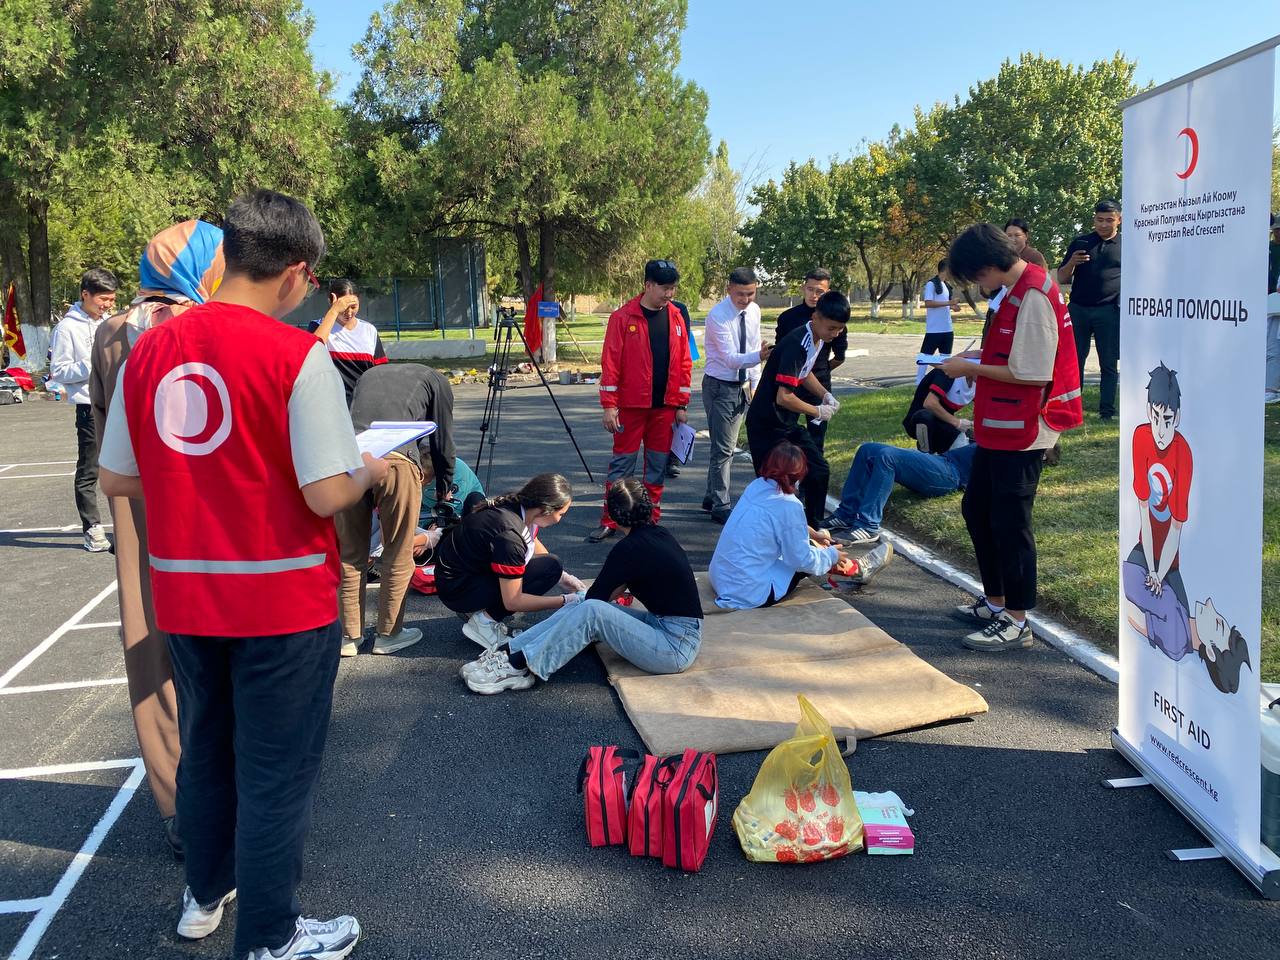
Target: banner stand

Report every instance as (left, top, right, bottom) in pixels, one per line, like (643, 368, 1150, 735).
(1112, 729, 1280, 898)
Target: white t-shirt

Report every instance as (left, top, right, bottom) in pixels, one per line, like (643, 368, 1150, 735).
(923, 279, 953, 334)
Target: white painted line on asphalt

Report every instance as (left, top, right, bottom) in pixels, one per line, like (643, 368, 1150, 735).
(6, 759, 145, 960)
(0, 678, 127, 696)
(0, 581, 117, 690)
(0, 757, 141, 779)
(0, 898, 50, 916)
(0, 523, 112, 534)
(0, 472, 76, 480)
(0, 460, 76, 468)
(66, 621, 121, 631)
(824, 493, 1120, 684)
(0, 465, 13, 474)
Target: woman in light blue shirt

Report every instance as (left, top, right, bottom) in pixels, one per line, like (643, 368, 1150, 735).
(709, 441, 847, 609)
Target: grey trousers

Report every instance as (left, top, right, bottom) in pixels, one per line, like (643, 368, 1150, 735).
(702, 374, 749, 511)
(1267, 315, 1280, 393)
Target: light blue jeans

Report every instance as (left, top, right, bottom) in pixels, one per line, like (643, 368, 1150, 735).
(508, 599, 702, 680)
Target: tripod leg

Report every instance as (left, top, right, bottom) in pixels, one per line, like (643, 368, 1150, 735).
(511, 321, 596, 484)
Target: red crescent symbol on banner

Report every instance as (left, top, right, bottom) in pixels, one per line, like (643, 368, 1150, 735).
(1175, 127, 1198, 180)
(174, 372, 226, 445)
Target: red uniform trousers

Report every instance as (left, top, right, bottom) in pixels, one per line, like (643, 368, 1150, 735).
(600, 406, 677, 528)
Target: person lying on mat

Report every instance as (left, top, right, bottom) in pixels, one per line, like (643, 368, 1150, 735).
(460, 477, 703, 695)
(435, 473, 587, 651)
(709, 441, 852, 609)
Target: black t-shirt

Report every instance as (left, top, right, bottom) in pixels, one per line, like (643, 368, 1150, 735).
(585, 524, 702, 619)
(746, 322, 819, 436)
(903, 368, 972, 433)
(1061, 231, 1122, 306)
(775, 303, 847, 398)
(642, 303, 669, 408)
(436, 502, 533, 587)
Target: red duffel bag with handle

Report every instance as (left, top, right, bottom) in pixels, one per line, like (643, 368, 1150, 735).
(628, 754, 681, 858)
(661, 749, 718, 872)
(578, 746, 638, 847)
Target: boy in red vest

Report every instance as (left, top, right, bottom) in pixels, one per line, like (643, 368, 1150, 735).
(941, 223, 1082, 652)
(100, 190, 385, 960)
(588, 258, 692, 542)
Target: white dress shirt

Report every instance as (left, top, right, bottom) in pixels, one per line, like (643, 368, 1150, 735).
(702, 296, 763, 391)
(48, 303, 102, 405)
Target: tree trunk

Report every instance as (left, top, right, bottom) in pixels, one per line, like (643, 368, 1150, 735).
(514, 223, 534, 301)
(27, 194, 52, 329)
(0, 181, 35, 342)
(537, 217, 557, 364)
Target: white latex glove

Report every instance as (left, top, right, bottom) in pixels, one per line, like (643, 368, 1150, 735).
(957, 418, 973, 432)
(822, 392, 840, 412)
(423, 527, 443, 549)
(559, 571, 586, 593)
(817, 402, 838, 421)
(562, 591, 586, 608)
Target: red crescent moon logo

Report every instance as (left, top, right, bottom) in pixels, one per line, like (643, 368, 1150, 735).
(1175, 127, 1198, 180)
(174, 373, 225, 445)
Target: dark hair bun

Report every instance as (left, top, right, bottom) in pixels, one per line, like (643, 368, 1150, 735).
(605, 478, 655, 527)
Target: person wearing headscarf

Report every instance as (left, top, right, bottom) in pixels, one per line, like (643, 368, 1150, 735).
(89, 219, 225, 858)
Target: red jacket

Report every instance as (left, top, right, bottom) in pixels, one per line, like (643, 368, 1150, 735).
(123, 302, 340, 637)
(599, 296, 692, 409)
(975, 262, 1083, 450)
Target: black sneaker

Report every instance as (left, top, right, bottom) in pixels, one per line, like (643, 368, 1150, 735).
(711, 508, 732, 525)
(961, 614, 1033, 651)
(586, 525, 615, 543)
(833, 525, 880, 545)
(701, 497, 714, 513)
(666, 460, 681, 478)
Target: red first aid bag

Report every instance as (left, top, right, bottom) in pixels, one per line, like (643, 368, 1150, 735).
(628, 754, 680, 858)
(578, 746, 637, 847)
(661, 749, 718, 872)
(409, 564, 436, 595)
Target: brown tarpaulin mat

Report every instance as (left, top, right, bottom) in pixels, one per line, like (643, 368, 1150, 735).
(596, 574, 989, 755)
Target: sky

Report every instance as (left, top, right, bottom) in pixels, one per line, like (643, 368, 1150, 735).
(306, 0, 1279, 184)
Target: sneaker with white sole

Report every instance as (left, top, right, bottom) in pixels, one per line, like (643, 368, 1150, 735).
(177, 887, 236, 940)
(83, 523, 110, 553)
(464, 651, 535, 694)
(915, 423, 931, 453)
(962, 614, 1033, 652)
(954, 596, 1001, 623)
(459, 645, 508, 681)
(372, 626, 422, 655)
(339, 636, 360, 658)
(244, 915, 361, 960)
(461, 612, 507, 651)
(832, 524, 880, 545)
(831, 540, 893, 588)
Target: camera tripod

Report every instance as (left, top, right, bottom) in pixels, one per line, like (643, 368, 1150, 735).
(476, 306, 595, 489)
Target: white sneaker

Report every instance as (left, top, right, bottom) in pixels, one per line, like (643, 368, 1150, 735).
(177, 886, 236, 940)
(372, 626, 422, 655)
(244, 915, 361, 960)
(464, 651, 535, 695)
(339, 636, 360, 658)
(83, 523, 110, 553)
(459, 646, 507, 681)
(461, 612, 507, 651)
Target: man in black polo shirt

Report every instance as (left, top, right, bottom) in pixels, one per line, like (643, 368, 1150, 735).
(745, 290, 850, 527)
(773, 267, 846, 451)
(1059, 200, 1122, 420)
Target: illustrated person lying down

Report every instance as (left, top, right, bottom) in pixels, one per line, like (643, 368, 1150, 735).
(460, 477, 704, 694)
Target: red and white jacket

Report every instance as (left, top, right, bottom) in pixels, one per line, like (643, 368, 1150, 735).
(123, 303, 340, 637)
(599, 297, 693, 409)
(974, 262, 1083, 450)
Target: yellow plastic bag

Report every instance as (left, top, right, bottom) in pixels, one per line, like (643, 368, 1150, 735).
(732, 695, 864, 863)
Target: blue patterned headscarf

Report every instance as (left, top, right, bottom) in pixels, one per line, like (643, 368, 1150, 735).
(137, 220, 225, 303)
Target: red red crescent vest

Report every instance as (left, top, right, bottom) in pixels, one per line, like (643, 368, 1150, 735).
(975, 262, 1083, 450)
(122, 302, 340, 637)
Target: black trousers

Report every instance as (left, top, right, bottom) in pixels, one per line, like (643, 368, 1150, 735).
(763, 570, 808, 608)
(919, 331, 954, 356)
(437, 554, 563, 621)
(167, 622, 341, 956)
(74, 403, 101, 530)
(747, 425, 830, 528)
(903, 408, 961, 452)
(1071, 302, 1120, 418)
(961, 446, 1044, 611)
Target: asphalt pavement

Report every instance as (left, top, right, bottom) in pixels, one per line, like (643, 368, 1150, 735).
(0, 369, 1272, 960)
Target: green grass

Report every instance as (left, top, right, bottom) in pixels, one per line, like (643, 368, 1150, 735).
(822, 386, 1279, 682)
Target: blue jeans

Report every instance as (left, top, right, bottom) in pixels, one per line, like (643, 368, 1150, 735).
(509, 599, 701, 679)
(832, 443, 962, 531)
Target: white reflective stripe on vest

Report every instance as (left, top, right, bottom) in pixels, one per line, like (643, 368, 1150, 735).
(149, 553, 328, 575)
(600, 385, 617, 392)
(1007, 294, 1022, 307)
(1051, 387, 1082, 403)
(1040, 275, 1053, 294)
(980, 418, 1026, 429)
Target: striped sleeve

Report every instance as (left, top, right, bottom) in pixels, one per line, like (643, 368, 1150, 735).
(490, 532, 528, 579)
(774, 335, 807, 388)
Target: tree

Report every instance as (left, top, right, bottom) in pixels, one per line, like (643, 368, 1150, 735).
(350, 0, 710, 360)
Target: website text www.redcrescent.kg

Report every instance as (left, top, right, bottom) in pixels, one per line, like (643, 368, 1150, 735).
(1150, 732, 1219, 803)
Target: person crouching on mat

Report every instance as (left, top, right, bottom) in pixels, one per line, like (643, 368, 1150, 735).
(710, 441, 884, 609)
(460, 477, 703, 695)
(435, 473, 587, 650)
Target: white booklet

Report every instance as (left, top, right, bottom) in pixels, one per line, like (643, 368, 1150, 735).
(671, 421, 696, 464)
(354, 420, 437, 460)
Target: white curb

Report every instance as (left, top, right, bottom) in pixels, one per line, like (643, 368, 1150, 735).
(825, 493, 1120, 684)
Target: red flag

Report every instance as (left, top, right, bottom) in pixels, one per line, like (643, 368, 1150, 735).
(523, 283, 544, 356)
(3, 283, 25, 360)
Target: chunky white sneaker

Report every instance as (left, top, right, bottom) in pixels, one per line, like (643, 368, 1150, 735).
(461, 612, 507, 651)
(459, 646, 507, 681)
(83, 523, 110, 553)
(339, 636, 360, 658)
(244, 915, 361, 960)
(177, 886, 236, 940)
(962, 614, 1034, 652)
(372, 626, 422, 655)
(464, 651, 535, 695)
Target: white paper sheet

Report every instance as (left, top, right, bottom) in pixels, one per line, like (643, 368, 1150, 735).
(671, 422, 696, 464)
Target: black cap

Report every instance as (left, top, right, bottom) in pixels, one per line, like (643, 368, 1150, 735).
(644, 259, 680, 285)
